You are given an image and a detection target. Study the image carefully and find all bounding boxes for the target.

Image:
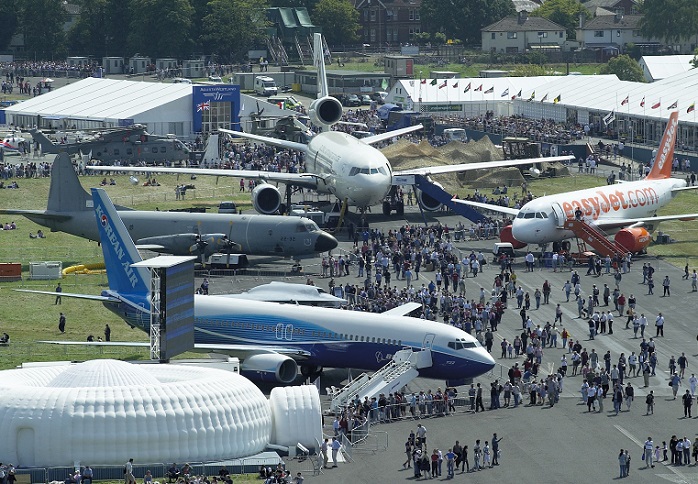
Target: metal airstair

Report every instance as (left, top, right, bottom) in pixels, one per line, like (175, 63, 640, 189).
(329, 349, 430, 411)
(563, 219, 629, 257)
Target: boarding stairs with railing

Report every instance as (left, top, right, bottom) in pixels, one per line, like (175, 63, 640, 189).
(328, 348, 430, 412)
(563, 218, 629, 258)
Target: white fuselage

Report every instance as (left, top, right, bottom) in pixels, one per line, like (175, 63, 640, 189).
(511, 178, 685, 244)
(1, 135, 26, 154)
(305, 131, 393, 207)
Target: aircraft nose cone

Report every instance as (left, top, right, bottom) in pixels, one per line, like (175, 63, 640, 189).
(315, 232, 338, 252)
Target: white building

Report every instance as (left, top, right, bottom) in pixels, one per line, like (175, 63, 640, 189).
(481, 11, 567, 54)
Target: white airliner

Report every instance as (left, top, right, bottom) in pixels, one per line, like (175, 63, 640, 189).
(87, 34, 573, 214)
(23, 188, 495, 385)
(453, 111, 698, 252)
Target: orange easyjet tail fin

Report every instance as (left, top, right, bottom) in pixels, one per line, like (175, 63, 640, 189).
(646, 111, 679, 180)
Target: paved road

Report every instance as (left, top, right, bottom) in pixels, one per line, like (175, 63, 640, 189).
(221, 208, 698, 483)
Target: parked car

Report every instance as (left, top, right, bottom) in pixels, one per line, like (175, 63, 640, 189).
(370, 91, 388, 104)
(342, 94, 361, 107)
(358, 94, 372, 105)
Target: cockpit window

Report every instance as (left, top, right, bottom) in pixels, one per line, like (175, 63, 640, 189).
(295, 224, 308, 232)
(378, 166, 387, 175)
(524, 212, 535, 218)
(448, 338, 477, 350)
(305, 223, 316, 232)
(349, 167, 360, 176)
(535, 212, 543, 218)
(516, 212, 525, 219)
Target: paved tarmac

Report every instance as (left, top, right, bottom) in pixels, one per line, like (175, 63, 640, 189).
(212, 205, 698, 483)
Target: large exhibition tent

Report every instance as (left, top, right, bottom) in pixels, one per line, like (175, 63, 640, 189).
(5, 78, 193, 135)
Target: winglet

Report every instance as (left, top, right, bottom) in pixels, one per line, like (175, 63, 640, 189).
(646, 111, 679, 180)
(91, 188, 150, 297)
(313, 33, 328, 99)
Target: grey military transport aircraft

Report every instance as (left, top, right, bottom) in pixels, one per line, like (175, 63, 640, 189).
(0, 153, 338, 259)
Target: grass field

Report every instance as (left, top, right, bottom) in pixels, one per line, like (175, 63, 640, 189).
(1, 166, 698, 370)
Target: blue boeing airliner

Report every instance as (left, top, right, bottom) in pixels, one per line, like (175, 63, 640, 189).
(28, 188, 495, 384)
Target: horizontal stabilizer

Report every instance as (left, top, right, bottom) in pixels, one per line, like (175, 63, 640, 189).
(672, 185, 698, 193)
(15, 289, 118, 302)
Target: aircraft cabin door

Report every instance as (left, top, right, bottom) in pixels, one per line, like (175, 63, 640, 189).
(275, 323, 285, 340)
(422, 333, 436, 352)
(551, 202, 566, 227)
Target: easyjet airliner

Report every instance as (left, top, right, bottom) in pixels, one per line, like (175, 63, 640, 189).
(453, 111, 698, 252)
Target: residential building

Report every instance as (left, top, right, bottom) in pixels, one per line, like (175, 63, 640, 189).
(354, 0, 423, 47)
(481, 11, 567, 53)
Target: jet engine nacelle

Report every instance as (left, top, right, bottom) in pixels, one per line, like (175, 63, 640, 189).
(240, 353, 299, 384)
(614, 227, 651, 253)
(252, 182, 282, 214)
(416, 181, 444, 212)
(308, 96, 343, 130)
(499, 225, 527, 249)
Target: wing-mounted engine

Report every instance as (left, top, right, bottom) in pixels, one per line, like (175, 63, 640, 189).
(241, 353, 299, 384)
(499, 225, 527, 249)
(614, 227, 651, 253)
(308, 96, 343, 131)
(252, 182, 282, 214)
(416, 180, 444, 211)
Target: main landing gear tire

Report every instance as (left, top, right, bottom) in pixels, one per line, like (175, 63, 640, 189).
(301, 365, 323, 379)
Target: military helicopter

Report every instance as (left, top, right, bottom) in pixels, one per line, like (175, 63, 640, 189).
(30, 124, 190, 164)
(243, 102, 315, 144)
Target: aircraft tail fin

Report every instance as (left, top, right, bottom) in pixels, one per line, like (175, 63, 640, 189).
(91, 188, 150, 298)
(313, 33, 329, 99)
(48, 153, 92, 212)
(646, 111, 679, 180)
(30, 129, 57, 154)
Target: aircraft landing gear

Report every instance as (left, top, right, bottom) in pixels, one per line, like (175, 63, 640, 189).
(301, 365, 323, 379)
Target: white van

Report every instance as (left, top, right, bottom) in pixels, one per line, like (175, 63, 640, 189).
(443, 128, 467, 143)
(254, 76, 278, 96)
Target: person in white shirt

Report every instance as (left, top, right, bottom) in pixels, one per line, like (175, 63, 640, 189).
(690, 374, 698, 396)
(125, 459, 135, 484)
(644, 438, 655, 468)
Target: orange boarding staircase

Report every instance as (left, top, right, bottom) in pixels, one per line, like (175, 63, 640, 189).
(563, 219, 629, 258)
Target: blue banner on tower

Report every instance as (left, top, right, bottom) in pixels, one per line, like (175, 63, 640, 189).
(192, 85, 240, 133)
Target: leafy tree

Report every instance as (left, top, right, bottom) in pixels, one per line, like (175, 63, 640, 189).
(599, 54, 644, 82)
(691, 47, 698, 68)
(420, 0, 515, 45)
(68, 0, 107, 58)
(18, 0, 67, 59)
(640, 0, 698, 44)
(128, 0, 194, 58)
(103, 0, 132, 57)
(530, 0, 589, 40)
(312, 0, 360, 46)
(0, 0, 19, 52)
(200, 0, 269, 62)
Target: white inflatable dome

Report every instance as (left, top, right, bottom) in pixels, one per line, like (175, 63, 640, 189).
(0, 359, 272, 467)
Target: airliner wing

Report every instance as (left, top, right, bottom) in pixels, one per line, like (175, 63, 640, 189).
(361, 125, 424, 145)
(382, 302, 423, 316)
(218, 128, 308, 152)
(595, 213, 698, 230)
(450, 198, 520, 217)
(15, 289, 119, 302)
(193, 343, 311, 359)
(37, 340, 311, 359)
(85, 165, 322, 190)
(394, 155, 575, 176)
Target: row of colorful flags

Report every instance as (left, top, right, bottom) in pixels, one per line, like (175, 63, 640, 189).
(421, 79, 563, 103)
(417, 79, 696, 113)
(620, 95, 694, 113)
